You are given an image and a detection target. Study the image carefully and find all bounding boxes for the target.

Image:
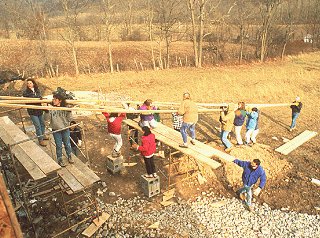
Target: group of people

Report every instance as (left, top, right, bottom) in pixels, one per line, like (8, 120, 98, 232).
(23, 79, 82, 167)
(219, 102, 260, 152)
(22, 79, 302, 211)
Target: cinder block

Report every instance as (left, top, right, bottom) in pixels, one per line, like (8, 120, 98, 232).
(106, 155, 124, 174)
(140, 175, 160, 198)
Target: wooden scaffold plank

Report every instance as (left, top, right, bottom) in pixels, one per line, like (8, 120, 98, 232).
(275, 130, 317, 155)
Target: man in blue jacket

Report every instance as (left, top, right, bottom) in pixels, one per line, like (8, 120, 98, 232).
(234, 158, 266, 211)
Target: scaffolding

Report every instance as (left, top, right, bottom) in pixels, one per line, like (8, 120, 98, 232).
(0, 115, 101, 237)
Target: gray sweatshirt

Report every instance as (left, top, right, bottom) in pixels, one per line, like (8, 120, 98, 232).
(44, 109, 72, 130)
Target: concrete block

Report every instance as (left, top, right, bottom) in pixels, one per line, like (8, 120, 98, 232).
(106, 155, 124, 174)
(140, 175, 160, 198)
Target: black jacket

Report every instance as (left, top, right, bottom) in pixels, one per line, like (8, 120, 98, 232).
(23, 88, 43, 116)
(70, 127, 82, 147)
(290, 101, 302, 113)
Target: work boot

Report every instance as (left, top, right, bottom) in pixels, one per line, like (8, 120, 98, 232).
(179, 144, 188, 148)
(68, 155, 74, 164)
(239, 193, 246, 201)
(225, 147, 232, 153)
(39, 140, 47, 147)
(112, 151, 121, 158)
(58, 160, 66, 167)
(43, 135, 49, 140)
(247, 205, 253, 212)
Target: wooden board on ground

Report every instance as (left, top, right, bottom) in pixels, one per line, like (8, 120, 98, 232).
(123, 119, 222, 169)
(160, 200, 176, 207)
(275, 130, 318, 155)
(82, 212, 110, 237)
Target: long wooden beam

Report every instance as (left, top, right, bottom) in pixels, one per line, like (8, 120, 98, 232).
(0, 96, 298, 108)
(0, 102, 221, 113)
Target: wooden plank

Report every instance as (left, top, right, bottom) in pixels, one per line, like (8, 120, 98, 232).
(82, 212, 110, 237)
(0, 125, 46, 180)
(125, 118, 233, 163)
(154, 123, 235, 162)
(57, 168, 84, 192)
(275, 130, 317, 155)
(66, 164, 93, 188)
(123, 119, 222, 169)
(280, 130, 317, 154)
(0, 173, 23, 238)
(70, 154, 100, 184)
(275, 130, 311, 153)
(0, 117, 60, 174)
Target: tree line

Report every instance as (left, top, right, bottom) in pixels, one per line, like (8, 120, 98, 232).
(0, 0, 319, 76)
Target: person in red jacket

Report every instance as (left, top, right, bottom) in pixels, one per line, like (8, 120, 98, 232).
(102, 112, 126, 157)
(132, 126, 157, 178)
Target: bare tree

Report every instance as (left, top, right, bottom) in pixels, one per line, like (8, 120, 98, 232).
(233, 0, 256, 64)
(258, 0, 281, 62)
(154, 0, 185, 69)
(60, 0, 90, 76)
(100, 0, 116, 73)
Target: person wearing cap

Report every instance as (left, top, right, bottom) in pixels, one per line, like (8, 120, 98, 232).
(138, 99, 158, 128)
(44, 92, 73, 167)
(233, 158, 267, 212)
(178, 92, 198, 148)
(220, 103, 236, 152)
(289, 97, 302, 132)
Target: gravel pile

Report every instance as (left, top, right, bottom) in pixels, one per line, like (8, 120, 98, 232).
(93, 190, 320, 238)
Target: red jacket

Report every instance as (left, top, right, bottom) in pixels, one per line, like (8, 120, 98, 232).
(102, 112, 126, 135)
(138, 133, 156, 157)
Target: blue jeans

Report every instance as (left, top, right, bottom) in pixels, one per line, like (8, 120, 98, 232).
(221, 130, 232, 148)
(180, 122, 196, 144)
(290, 112, 300, 129)
(53, 129, 72, 162)
(30, 114, 45, 141)
(238, 185, 253, 206)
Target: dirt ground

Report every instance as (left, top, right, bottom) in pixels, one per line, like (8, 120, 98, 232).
(0, 55, 319, 236)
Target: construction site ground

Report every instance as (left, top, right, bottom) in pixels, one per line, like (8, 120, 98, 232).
(0, 53, 319, 236)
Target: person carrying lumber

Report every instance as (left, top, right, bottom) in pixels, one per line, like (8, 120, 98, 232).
(233, 102, 246, 146)
(289, 96, 302, 132)
(69, 120, 82, 156)
(220, 103, 236, 152)
(127, 103, 139, 146)
(102, 111, 126, 158)
(178, 92, 198, 148)
(22, 78, 48, 147)
(44, 92, 73, 167)
(245, 107, 259, 145)
(132, 126, 157, 178)
(138, 99, 158, 128)
(233, 158, 266, 212)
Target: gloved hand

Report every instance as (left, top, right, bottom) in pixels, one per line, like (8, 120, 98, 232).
(78, 140, 82, 147)
(253, 187, 261, 196)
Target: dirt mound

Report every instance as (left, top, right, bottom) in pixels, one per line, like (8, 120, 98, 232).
(225, 144, 292, 187)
